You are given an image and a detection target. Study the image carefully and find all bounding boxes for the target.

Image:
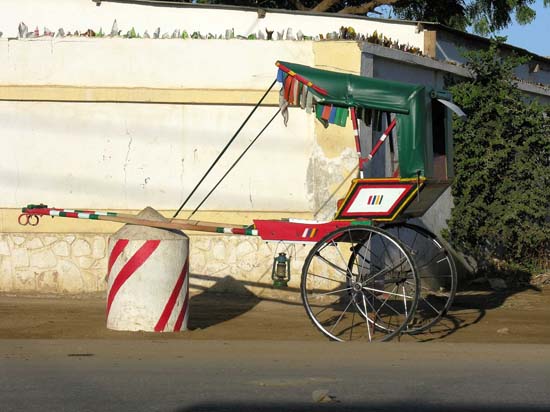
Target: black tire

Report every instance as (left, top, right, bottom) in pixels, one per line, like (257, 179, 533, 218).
(382, 222, 457, 334)
(301, 225, 420, 342)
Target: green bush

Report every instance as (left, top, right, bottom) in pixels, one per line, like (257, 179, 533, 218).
(447, 41, 549, 277)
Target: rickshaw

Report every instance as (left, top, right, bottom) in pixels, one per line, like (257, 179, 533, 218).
(20, 60, 465, 342)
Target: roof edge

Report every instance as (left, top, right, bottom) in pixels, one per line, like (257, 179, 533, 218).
(418, 22, 550, 65)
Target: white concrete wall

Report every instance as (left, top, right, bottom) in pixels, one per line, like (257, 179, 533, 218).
(0, 38, 313, 88)
(0, 101, 313, 211)
(0, 0, 424, 49)
(0, 39, 318, 211)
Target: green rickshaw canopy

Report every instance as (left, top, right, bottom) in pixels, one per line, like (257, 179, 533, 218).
(276, 61, 424, 114)
(276, 60, 428, 178)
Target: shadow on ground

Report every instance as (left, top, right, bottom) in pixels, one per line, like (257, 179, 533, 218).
(189, 270, 546, 342)
(187, 275, 262, 331)
(408, 280, 543, 342)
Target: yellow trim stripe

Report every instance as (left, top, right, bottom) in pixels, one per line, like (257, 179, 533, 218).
(372, 184, 424, 222)
(334, 179, 359, 218)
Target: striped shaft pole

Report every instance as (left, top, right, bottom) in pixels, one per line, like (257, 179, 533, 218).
(360, 118, 398, 171)
(21, 207, 258, 236)
(22, 206, 245, 229)
(350, 107, 363, 178)
(55, 208, 231, 228)
(216, 226, 259, 236)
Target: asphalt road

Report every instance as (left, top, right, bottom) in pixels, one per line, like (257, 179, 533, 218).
(1, 340, 549, 411)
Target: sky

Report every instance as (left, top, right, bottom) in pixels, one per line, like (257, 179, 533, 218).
(496, 1, 549, 57)
(378, 1, 549, 57)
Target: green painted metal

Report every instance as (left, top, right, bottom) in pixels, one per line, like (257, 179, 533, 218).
(277, 61, 435, 178)
(350, 220, 373, 226)
(278, 61, 423, 113)
(396, 90, 427, 178)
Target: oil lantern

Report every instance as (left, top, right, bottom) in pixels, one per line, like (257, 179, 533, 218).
(271, 252, 291, 288)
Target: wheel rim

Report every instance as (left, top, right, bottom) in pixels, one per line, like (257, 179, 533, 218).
(301, 226, 419, 342)
(382, 223, 458, 334)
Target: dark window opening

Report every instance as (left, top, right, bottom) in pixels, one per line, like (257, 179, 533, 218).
(432, 101, 448, 179)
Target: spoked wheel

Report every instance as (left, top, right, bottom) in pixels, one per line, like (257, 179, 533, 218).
(382, 222, 457, 334)
(301, 225, 419, 342)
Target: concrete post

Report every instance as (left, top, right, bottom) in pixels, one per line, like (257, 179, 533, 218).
(106, 207, 189, 332)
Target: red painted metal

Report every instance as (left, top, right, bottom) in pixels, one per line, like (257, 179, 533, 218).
(254, 219, 351, 242)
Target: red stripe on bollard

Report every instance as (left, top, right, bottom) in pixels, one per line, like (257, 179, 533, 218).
(107, 239, 129, 281)
(154, 259, 189, 332)
(173, 292, 189, 332)
(106, 240, 161, 315)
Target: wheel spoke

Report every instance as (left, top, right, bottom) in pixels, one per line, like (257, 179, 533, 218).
(366, 284, 402, 318)
(359, 255, 409, 286)
(329, 298, 355, 335)
(362, 293, 372, 341)
(352, 250, 384, 275)
(402, 285, 409, 320)
(314, 251, 351, 279)
(317, 287, 353, 296)
(353, 233, 373, 281)
(362, 286, 413, 299)
(331, 234, 356, 279)
(307, 271, 345, 284)
(418, 295, 442, 315)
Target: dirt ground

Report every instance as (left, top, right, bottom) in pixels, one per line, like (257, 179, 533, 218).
(1, 282, 549, 343)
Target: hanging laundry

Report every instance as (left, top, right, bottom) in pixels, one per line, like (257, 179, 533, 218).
(292, 78, 300, 105)
(357, 107, 373, 127)
(284, 76, 293, 102)
(315, 104, 349, 128)
(279, 89, 289, 126)
(277, 69, 285, 83)
(277, 67, 342, 126)
(372, 110, 384, 131)
(314, 105, 327, 128)
(305, 91, 314, 114)
(321, 105, 332, 121)
(300, 84, 307, 109)
(334, 106, 349, 126)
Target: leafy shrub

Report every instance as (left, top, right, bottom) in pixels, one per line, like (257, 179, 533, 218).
(447, 41, 549, 277)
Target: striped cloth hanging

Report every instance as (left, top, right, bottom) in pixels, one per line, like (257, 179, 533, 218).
(315, 104, 349, 127)
(278, 68, 346, 127)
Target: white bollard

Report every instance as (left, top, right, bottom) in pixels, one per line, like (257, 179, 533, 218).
(106, 207, 189, 332)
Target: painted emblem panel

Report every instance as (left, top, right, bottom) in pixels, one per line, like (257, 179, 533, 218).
(346, 187, 407, 214)
(335, 178, 423, 221)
